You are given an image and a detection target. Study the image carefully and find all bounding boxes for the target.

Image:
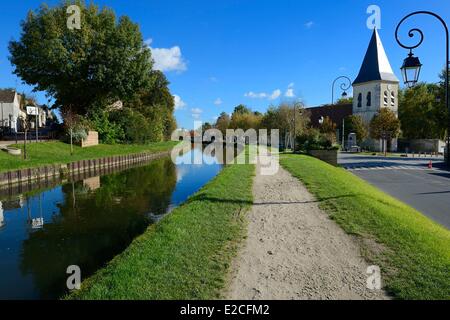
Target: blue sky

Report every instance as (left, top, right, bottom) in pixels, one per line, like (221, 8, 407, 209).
(0, 0, 448, 129)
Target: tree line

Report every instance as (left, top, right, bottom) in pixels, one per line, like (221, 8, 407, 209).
(8, 0, 176, 145)
(205, 67, 448, 151)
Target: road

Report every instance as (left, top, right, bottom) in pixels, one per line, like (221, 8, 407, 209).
(339, 153, 450, 230)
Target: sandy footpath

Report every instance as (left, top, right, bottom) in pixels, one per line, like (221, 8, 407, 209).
(226, 155, 388, 300)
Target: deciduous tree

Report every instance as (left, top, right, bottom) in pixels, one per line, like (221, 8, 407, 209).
(9, 0, 153, 115)
(370, 108, 401, 140)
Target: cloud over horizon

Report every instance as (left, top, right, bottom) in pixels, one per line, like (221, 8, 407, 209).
(146, 39, 187, 73)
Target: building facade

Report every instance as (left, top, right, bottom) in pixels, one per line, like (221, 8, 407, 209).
(352, 29, 399, 152)
(0, 90, 25, 133)
(307, 29, 400, 152)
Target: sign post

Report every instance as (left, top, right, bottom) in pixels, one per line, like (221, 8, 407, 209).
(26, 106, 39, 143)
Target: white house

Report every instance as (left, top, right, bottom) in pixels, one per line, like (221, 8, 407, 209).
(0, 89, 26, 133)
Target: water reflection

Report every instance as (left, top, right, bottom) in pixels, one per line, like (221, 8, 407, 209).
(0, 148, 223, 299)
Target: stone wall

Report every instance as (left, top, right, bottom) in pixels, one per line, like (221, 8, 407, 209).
(0, 150, 171, 188)
(398, 139, 446, 154)
(81, 131, 99, 148)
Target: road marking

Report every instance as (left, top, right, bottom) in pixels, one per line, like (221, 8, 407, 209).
(344, 165, 435, 172)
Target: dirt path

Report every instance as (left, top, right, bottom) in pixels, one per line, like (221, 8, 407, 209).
(227, 156, 388, 300)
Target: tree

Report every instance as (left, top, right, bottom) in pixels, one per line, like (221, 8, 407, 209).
(259, 102, 309, 149)
(215, 112, 230, 135)
(60, 108, 81, 155)
(345, 115, 368, 143)
(319, 116, 337, 144)
(233, 104, 252, 115)
(9, 1, 153, 115)
(230, 111, 262, 132)
(135, 71, 177, 139)
(370, 108, 401, 141)
(336, 97, 353, 105)
(399, 83, 445, 139)
(437, 69, 449, 139)
(202, 122, 213, 132)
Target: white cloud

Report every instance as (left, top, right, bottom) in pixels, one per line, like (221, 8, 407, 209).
(305, 21, 314, 29)
(209, 77, 218, 82)
(269, 89, 282, 100)
(146, 38, 187, 73)
(214, 98, 223, 106)
(245, 91, 268, 99)
(191, 108, 203, 114)
(285, 83, 296, 98)
(173, 95, 186, 110)
(245, 89, 282, 101)
(191, 108, 203, 119)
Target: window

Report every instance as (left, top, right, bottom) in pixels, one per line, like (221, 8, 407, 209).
(357, 93, 362, 108)
(366, 92, 372, 107)
(391, 92, 395, 106)
(384, 91, 388, 106)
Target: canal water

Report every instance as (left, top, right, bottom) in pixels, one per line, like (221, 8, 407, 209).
(0, 148, 223, 300)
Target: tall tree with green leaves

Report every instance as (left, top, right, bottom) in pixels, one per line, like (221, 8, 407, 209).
(9, 0, 153, 115)
(233, 104, 252, 115)
(215, 112, 231, 135)
(370, 108, 401, 140)
(399, 83, 445, 139)
(344, 115, 368, 143)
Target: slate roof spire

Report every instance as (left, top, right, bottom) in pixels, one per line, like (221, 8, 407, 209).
(353, 29, 399, 85)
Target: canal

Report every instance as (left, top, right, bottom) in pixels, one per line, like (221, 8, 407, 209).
(0, 148, 223, 299)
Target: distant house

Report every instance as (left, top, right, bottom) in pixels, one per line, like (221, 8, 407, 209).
(0, 90, 54, 134)
(0, 89, 26, 133)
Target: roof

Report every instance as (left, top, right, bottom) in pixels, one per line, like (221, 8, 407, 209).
(307, 103, 353, 128)
(353, 29, 399, 85)
(0, 90, 16, 103)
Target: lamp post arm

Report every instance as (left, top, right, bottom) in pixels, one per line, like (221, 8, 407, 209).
(396, 11, 449, 165)
(332, 76, 352, 105)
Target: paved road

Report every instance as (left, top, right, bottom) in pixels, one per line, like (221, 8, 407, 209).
(339, 153, 450, 230)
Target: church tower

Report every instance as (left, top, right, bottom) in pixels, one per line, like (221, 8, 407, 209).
(353, 29, 399, 151)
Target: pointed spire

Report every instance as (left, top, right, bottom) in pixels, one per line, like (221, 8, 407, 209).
(353, 29, 399, 85)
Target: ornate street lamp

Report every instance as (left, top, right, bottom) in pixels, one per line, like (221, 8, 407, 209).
(331, 76, 352, 105)
(395, 11, 449, 166)
(401, 51, 423, 88)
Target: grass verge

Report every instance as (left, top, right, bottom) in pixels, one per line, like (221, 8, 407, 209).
(0, 141, 178, 173)
(67, 161, 255, 300)
(280, 154, 450, 300)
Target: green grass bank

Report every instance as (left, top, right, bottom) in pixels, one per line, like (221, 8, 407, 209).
(0, 141, 178, 173)
(280, 154, 450, 300)
(68, 161, 255, 300)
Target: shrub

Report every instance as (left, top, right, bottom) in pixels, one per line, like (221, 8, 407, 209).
(296, 128, 339, 152)
(110, 108, 164, 144)
(89, 110, 125, 144)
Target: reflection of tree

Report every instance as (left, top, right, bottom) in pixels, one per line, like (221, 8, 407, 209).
(19, 158, 177, 299)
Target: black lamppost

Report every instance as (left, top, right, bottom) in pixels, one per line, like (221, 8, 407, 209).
(332, 76, 352, 148)
(395, 11, 449, 166)
(331, 76, 352, 105)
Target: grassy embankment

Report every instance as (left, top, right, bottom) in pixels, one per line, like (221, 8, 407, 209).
(281, 154, 450, 300)
(0, 141, 178, 173)
(68, 161, 255, 300)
